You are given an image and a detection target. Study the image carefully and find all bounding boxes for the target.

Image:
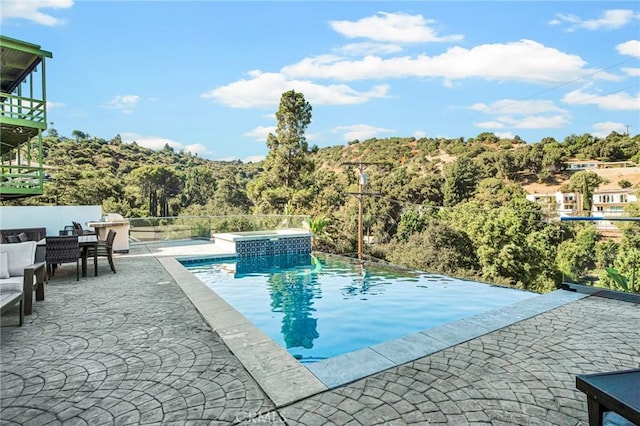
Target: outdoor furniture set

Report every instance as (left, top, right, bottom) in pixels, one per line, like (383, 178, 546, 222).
(1, 224, 117, 326)
(40, 231, 117, 279)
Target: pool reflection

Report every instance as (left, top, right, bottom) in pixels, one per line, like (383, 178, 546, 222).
(236, 254, 322, 350)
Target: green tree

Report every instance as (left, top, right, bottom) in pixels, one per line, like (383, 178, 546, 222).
(556, 225, 599, 282)
(385, 220, 479, 275)
(132, 165, 183, 217)
(443, 157, 479, 207)
(183, 165, 217, 207)
(396, 206, 429, 241)
(564, 171, 606, 212)
(211, 166, 251, 213)
(619, 179, 632, 188)
(248, 90, 314, 213)
(446, 198, 551, 289)
(71, 130, 88, 141)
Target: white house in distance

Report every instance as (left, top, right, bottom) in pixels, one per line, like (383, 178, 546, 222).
(525, 162, 640, 220)
(591, 188, 638, 217)
(525, 192, 582, 217)
(563, 159, 636, 171)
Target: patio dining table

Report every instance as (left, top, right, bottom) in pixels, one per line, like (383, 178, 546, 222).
(37, 235, 99, 277)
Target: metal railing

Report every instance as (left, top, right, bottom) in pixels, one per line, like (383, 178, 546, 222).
(0, 93, 46, 125)
(128, 214, 310, 242)
(0, 165, 44, 196)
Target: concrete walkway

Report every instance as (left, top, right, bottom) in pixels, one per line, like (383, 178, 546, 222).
(1, 242, 639, 425)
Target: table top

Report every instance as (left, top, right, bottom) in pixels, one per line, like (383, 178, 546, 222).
(87, 221, 129, 227)
(37, 235, 98, 245)
(576, 369, 640, 422)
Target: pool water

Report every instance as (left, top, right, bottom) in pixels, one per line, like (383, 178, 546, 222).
(183, 253, 536, 363)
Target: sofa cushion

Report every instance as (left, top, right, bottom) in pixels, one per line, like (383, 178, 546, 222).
(0, 277, 24, 293)
(0, 241, 36, 277)
(0, 252, 9, 279)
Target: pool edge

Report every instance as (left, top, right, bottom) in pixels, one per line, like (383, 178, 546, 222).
(158, 257, 328, 408)
(160, 256, 590, 397)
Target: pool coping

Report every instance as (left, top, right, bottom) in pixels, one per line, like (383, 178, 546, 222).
(159, 256, 589, 407)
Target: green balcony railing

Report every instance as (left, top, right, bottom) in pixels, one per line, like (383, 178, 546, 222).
(0, 92, 46, 127)
(0, 164, 44, 198)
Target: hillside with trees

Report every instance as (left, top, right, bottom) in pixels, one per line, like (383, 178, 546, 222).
(4, 91, 640, 293)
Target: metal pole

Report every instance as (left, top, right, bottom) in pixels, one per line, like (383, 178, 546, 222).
(358, 182, 363, 260)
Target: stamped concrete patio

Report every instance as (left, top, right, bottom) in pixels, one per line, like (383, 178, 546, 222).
(1, 241, 639, 425)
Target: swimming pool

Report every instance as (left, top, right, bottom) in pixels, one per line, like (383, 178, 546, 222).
(182, 253, 537, 363)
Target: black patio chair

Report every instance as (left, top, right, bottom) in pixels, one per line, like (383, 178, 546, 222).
(87, 230, 116, 273)
(45, 236, 81, 281)
(72, 221, 96, 236)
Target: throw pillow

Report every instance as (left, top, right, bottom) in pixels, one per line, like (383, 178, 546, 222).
(0, 252, 9, 279)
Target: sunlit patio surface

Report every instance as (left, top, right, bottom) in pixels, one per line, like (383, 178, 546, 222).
(1, 240, 639, 425)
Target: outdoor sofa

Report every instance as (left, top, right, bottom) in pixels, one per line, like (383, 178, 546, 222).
(0, 241, 46, 318)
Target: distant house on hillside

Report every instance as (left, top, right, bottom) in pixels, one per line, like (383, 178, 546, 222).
(588, 188, 638, 232)
(563, 160, 636, 171)
(526, 192, 582, 217)
(591, 188, 638, 217)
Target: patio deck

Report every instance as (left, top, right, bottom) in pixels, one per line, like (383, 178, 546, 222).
(1, 241, 639, 425)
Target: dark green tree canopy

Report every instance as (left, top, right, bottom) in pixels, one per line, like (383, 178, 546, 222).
(248, 90, 315, 213)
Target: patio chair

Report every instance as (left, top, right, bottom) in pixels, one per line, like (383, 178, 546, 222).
(72, 221, 96, 236)
(45, 236, 81, 281)
(87, 230, 116, 273)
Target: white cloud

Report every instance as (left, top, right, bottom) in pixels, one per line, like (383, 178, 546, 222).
(622, 67, 640, 77)
(202, 70, 389, 108)
(471, 99, 571, 130)
(469, 99, 567, 115)
(329, 12, 463, 43)
(333, 124, 394, 142)
(0, 0, 72, 26)
(495, 132, 515, 139)
(617, 40, 640, 57)
(475, 121, 505, 129)
(106, 95, 140, 114)
(333, 42, 403, 57)
(46, 101, 65, 110)
(183, 144, 210, 157)
(551, 9, 639, 32)
(563, 88, 640, 110)
(497, 114, 570, 129)
(282, 40, 593, 84)
(592, 121, 627, 137)
(305, 132, 321, 142)
(243, 126, 275, 141)
(120, 132, 213, 157)
(413, 130, 426, 138)
(242, 155, 266, 163)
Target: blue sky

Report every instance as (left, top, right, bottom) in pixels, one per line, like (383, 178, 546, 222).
(2, 1, 639, 162)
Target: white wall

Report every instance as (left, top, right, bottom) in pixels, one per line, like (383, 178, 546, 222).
(0, 205, 102, 236)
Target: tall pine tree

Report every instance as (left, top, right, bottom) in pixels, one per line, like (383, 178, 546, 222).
(248, 90, 314, 213)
